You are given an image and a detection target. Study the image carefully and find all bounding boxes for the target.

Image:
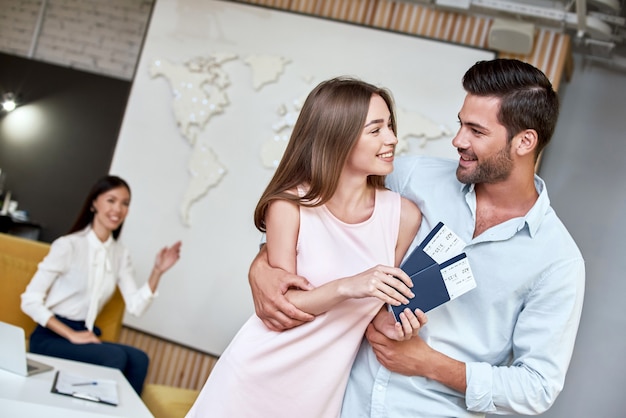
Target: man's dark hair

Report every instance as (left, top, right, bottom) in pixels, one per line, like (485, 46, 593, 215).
(462, 59, 559, 159)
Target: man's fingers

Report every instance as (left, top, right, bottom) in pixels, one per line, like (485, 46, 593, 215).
(416, 309, 428, 325)
(261, 317, 287, 332)
(262, 314, 308, 332)
(366, 323, 384, 345)
(283, 303, 315, 323)
(259, 300, 314, 331)
(284, 276, 315, 292)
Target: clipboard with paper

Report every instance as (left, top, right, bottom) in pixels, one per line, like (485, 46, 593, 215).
(388, 222, 477, 321)
(51, 370, 119, 406)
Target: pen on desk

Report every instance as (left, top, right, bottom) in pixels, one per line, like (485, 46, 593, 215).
(72, 381, 98, 386)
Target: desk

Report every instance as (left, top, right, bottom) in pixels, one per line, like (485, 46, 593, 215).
(0, 215, 42, 241)
(0, 353, 154, 417)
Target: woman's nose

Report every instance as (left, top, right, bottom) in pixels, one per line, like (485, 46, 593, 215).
(385, 130, 398, 145)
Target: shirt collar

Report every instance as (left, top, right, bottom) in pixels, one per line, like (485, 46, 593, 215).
(524, 175, 550, 238)
(86, 226, 114, 250)
(462, 174, 550, 239)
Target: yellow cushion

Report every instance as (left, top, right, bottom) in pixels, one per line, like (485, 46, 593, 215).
(142, 384, 199, 418)
(0, 233, 51, 336)
(95, 287, 124, 342)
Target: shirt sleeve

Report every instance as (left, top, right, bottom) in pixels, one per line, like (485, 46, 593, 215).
(465, 257, 585, 415)
(386, 156, 416, 194)
(115, 246, 156, 317)
(20, 237, 72, 326)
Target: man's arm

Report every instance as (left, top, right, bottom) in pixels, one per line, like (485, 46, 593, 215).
(366, 322, 466, 393)
(248, 245, 315, 331)
(368, 257, 586, 415)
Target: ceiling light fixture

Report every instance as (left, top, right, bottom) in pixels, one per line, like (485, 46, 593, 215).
(1, 93, 18, 113)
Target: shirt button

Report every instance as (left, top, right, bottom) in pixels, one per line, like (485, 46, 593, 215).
(375, 384, 384, 392)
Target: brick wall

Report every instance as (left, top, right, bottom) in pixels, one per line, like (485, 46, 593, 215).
(0, 0, 154, 80)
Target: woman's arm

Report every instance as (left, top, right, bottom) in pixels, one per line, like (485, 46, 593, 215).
(264, 198, 299, 276)
(395, 197, 422, 266)
(285, 265, 416, 316)
(117, 241, 181, 317)
(45, 316, 101, 344)
(21, 238, 71, 327)
(265, 199, 416, 316)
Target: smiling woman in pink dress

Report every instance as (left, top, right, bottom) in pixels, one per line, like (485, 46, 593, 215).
(186, 77, 426, 418)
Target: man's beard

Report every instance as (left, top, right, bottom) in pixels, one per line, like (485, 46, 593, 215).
(456, 141, 513, 185)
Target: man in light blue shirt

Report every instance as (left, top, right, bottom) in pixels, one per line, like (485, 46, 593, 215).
(340, 155, 584, 416)
(249, 59, 585, 416)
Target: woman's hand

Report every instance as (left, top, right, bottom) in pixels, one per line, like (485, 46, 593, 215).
(338, 265, 415, 306)
(67, 329, 101, 344)
(46, 316, 101, 345)
(148, 241, 182, 292)
(154, 241, 182, 274)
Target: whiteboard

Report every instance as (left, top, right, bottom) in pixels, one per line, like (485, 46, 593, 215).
(110, 0, 495, 355)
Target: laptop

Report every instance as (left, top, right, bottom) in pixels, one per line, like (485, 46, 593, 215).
(0, 321, 54, 376)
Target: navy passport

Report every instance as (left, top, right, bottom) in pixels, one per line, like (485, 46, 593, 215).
(388, 222, 472, 321)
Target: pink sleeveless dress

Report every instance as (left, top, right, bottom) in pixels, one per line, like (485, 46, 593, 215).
(186, 189, 401, 418)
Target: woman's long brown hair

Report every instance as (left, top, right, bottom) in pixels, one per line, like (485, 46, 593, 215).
(253, 76, 396, 232)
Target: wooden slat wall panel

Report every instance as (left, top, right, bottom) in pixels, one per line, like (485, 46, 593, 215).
(234, 0, 571, 90)
(119, 0, 573, 391)
(119, 327, 217, 390)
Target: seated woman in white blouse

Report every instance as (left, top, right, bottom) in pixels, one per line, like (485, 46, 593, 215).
(21, 175, 181, 395)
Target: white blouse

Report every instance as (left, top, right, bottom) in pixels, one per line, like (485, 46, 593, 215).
(21, 226, 155, 330)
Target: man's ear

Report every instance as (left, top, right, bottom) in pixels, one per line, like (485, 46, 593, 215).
(515, 129, 538, 157)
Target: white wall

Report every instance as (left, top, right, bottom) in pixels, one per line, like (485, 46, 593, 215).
(109, 0, 495, 356)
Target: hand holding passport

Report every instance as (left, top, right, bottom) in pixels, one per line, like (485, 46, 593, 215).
(388, 222, 477, 321)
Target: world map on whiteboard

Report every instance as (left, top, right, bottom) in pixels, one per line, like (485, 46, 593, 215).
(150, 53, 451, 226)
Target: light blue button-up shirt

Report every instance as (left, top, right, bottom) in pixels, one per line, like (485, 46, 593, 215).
(341, 156, 585, 417)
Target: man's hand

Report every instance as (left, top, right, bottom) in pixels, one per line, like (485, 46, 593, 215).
(366, 323, 431, 375)
(371, 307, 427, 342)
(366, 323, 467, 393)
(248, 246, 315, 331)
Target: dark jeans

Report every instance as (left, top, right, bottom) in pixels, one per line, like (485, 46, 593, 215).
(29, 316, 149, 395)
